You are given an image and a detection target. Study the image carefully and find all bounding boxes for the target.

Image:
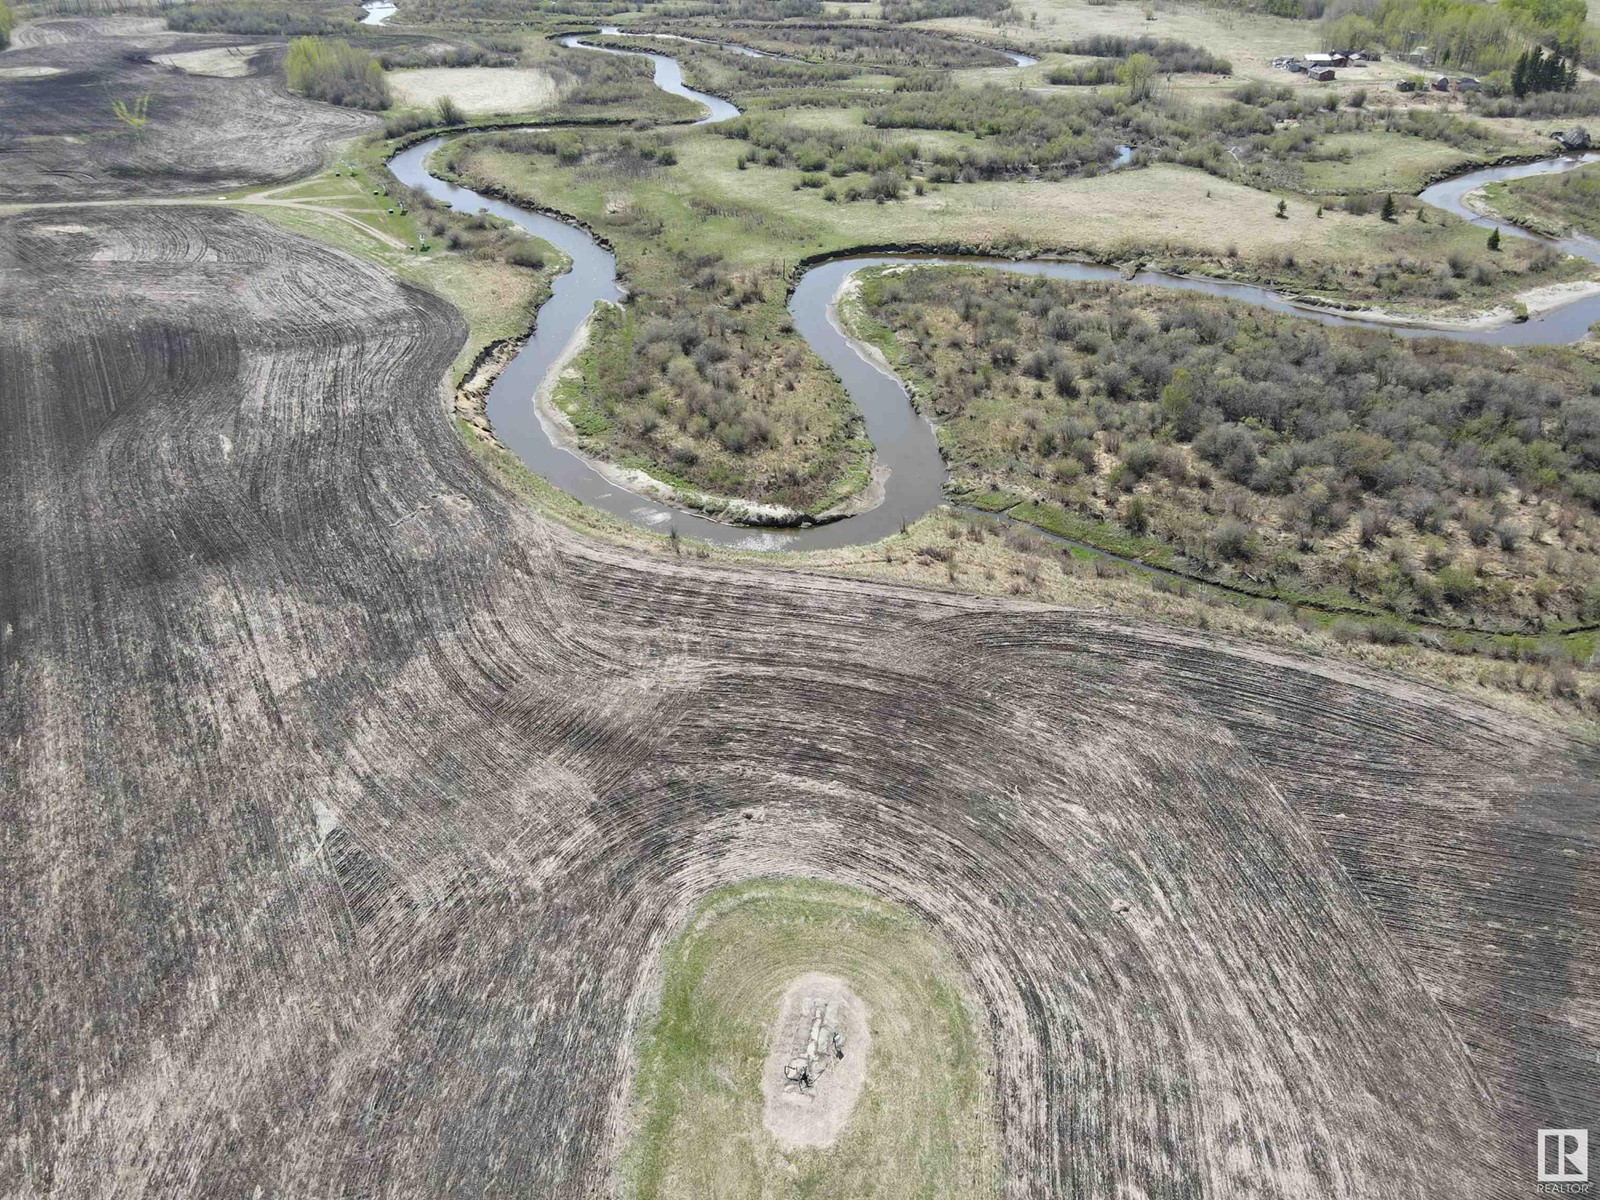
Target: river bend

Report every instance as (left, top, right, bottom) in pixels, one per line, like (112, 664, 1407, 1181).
(391, 33, 1600, 550)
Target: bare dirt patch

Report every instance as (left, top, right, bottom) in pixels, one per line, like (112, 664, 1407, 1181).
(387, 66, 558, 114)
(152, 46, 260, 78)
(761, 973, 871, 1150)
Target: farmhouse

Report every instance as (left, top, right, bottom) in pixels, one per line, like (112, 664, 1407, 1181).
(1304, 52, 1348, 68)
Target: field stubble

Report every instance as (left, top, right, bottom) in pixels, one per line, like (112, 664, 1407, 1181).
(2, 199, 1595, 1197)
(3, 15, 1597, 1196)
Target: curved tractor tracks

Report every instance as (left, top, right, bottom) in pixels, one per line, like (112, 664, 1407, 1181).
(1, 21, 1597, 1200)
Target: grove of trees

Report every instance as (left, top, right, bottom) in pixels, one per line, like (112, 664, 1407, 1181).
(284, 37, 390, 109)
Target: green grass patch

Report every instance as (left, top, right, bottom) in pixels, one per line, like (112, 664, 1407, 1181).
(625, 879, 998, 1200)
(1300, 132, 1476, 196)
(1482, 163, 1600, 240)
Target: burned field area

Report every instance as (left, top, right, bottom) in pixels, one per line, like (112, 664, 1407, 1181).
(0, 18, 370, 202)
(2, 193, 1597, 1196)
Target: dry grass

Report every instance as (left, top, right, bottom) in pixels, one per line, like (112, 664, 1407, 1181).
(387, 66, 560, 115)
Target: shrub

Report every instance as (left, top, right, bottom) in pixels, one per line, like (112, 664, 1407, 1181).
(1210, 519, 1253, 561)
(504, 241, 545, 270)
(435, 95, 466, 126)
(383, 108, 434, 138)
(1435, 565, 1480, 606)
(0, 1, 13, 52)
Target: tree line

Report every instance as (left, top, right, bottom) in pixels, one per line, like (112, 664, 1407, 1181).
(1511, 43, 1579, 96)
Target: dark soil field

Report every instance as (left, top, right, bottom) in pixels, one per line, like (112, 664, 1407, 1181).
(3, 6, 1598, 1192)
(0, 17, 370, 201)
(3, 194, 1596, 1195)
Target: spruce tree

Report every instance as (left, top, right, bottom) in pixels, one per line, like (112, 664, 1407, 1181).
(1381, 193, 1396, 222)
(1487, 227, 1501, 251)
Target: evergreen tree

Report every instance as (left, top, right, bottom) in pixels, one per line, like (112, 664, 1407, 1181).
(1381, 193, 1397, 221)
(1487, 227, 1501, 251)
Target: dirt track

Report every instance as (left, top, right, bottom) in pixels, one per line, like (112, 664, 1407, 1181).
(2, 196, 1595, 1196)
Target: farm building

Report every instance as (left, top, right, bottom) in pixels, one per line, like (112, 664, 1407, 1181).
(1309, 67, 1337, 81)
(1396, 78, 1417, 92)
(1455, 77, 1482, 91)
(1432, 75, 1451, 91)
(1305, 52, 1348, 68)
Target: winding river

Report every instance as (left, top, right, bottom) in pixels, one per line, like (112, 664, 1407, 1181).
(391, 33, 1600, 551)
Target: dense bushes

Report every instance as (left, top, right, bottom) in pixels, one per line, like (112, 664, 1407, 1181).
(378, 42, 519, 71)
(1468, 84, 1600, 116)
(881, 0, 1018, 21)
(869, 80, 1133, 177)
(715, 25, 1014, 68)
(284, 37, 389, 109)
(1055, 35, 1232, 75)
(0, 2, 14, 52)
(670, 0, 822, 18)
(168, 0, 353, 35)
(858, 267, 1600, 625)
(555, 50, 669, 110)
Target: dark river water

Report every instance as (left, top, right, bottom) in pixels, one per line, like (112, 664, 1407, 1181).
(390, 36, 1600, 550)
